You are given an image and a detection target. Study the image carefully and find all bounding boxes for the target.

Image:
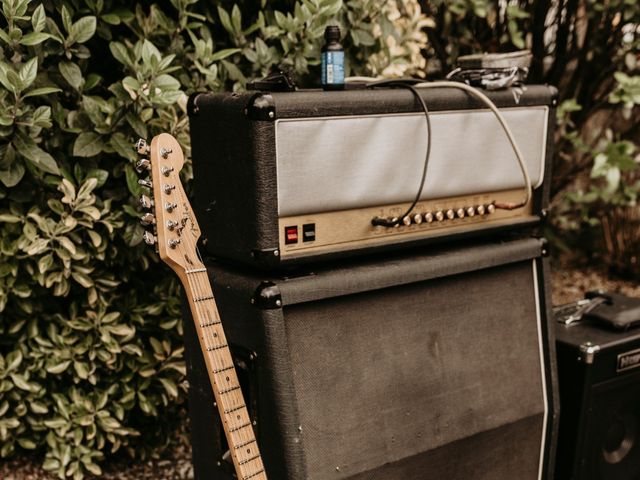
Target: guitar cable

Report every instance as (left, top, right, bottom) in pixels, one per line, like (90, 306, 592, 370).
(348, 77, 533, 227)
(366, 80, 433, 228)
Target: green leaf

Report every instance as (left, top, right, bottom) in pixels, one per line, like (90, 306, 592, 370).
(110, 133, 138, 162)
(9, 373, 33, 391)
(20, 32, 51, 45)
(23, 86, 62, 98)
(125, 113, 147, 139)
(73, 132, 103, 157)
(38, 253, 54, 273)
(42, 458, 60, 471)
(102, 13, 121, 25)
(122, 76, 139, 99)
(57, 236, 76, 254)
(0, 161, 25, 187)
(211, 48, 241, 62)
(109, 41, 133, 69)
(71, 270, 93, 288)
(153, 74, 179, 90)
(17, 438, 37, 450)
(61, 5, 72, 33)
(46, 360, 71, 374)
(5, 71, 22, 96)
(217, 6, 234, 35)
(231, 4, 242, 33)
(159, 378, 178, 398)
(69, 16, 97, 44)
(86, 169, 109, 188)
(0, 213, 21, 223)
(19, 57, 37, 90)
(44, 418, 67, 429)
(32, 4, 46, 32)
(6, 350, 22, 371)
(13, 134, 59, 175)
(141, 39, 161, 65)
(74, 361, 89, 379)
(59, 61, 83, 90)
(125, 164, 142, 196)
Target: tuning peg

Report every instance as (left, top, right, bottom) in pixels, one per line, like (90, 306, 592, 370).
(160, 147, 173, 159)
(135, 158, 150, 173)
(140, 194, 153, 209)
(138, 179, 153, 188)
(140, 213, 156, 226)
(135, 138, 150, 155)
(142, 231, 156, 245)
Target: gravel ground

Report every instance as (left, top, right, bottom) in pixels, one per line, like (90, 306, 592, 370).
(2, 264, 639, 479)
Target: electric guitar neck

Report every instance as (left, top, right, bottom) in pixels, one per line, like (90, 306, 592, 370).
(134, 133, 267, 480)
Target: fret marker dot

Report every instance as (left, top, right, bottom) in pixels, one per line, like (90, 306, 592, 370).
(226, 376, 230, 381)
(247, 449, 251, 453)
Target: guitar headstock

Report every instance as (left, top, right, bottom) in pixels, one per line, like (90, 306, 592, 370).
(134, 133, 203, 275)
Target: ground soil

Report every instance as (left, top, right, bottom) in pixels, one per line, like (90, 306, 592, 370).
(2, 264, 639, 479)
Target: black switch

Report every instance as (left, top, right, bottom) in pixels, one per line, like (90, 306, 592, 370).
(302, 223, 315, 242)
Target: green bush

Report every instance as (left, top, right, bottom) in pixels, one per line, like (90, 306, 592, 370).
(420, 0, 639, 269)
(0, 0, 428, 477)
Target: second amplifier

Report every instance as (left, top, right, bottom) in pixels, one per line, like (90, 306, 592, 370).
(189, 85, 556, 267)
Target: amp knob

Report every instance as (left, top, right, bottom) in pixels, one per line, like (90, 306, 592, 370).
(435, 211, 444, 222)
(446, 209, 455, 220)
(424, 212, 434, 223)
(476, 205, 486, 215)
(466, 207, 475, 217)
(456, 208, 465, 219)
(487, 204, 496, 214)
(413, 213, 423, 224)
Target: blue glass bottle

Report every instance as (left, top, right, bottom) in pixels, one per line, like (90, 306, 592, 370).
(321, 25, 344, 90)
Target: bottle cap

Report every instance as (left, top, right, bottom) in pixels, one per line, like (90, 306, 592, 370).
(324, 25, 341, 42)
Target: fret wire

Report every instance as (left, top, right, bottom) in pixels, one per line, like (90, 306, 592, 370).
(239, 453, 262, 465)
(244, 468, 265, 479)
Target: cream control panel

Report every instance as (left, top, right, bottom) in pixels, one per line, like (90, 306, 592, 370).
(278, 188, 536, 260)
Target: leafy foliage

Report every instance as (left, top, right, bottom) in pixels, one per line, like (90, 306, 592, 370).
(420, 0, 639, 272)
(0, 0, 429, 478)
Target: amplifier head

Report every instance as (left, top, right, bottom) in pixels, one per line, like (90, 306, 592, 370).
(189, 85, 557, 268)
(184, 238, 559, 479)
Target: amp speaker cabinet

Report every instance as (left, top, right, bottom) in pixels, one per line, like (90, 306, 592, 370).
(555, 312, 640, 479)
(184, 238, 558, 479)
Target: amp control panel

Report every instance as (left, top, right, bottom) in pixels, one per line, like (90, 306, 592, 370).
(278, 188, 536, 261)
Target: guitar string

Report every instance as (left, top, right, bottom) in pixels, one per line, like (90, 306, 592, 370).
(178, 224, 262, 476)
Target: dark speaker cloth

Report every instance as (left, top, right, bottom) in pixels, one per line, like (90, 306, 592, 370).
(283, 262, 545, 479)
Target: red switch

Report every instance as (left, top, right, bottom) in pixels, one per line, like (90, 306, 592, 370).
(285, 226, 298, 244)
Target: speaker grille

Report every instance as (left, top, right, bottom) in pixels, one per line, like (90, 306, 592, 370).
(284, 261, 546, 479)
(591, 380, 640, 479)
